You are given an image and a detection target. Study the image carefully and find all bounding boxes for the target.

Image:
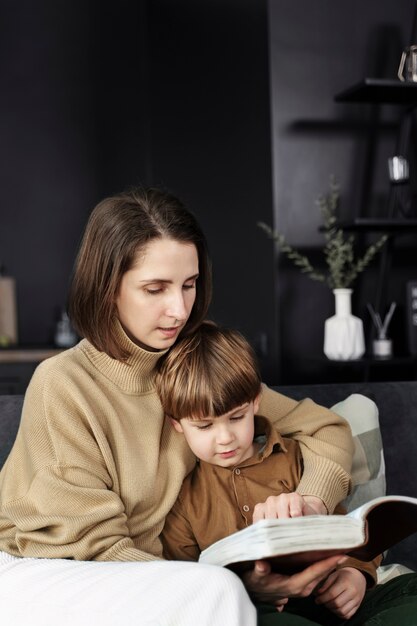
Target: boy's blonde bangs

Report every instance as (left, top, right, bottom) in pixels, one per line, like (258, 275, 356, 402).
(156, 323, 261, 420)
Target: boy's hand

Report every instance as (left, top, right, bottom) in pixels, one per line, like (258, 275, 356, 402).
(302, 495, 327, 515)
(253, 493, 326, 522)
(242, 555, 348, 608)
(314, 567, 367, 620)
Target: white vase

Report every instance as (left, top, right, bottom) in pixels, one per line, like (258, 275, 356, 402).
(324, 288, 365, 360)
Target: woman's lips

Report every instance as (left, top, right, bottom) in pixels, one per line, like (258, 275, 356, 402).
(158, 326, 181, 338)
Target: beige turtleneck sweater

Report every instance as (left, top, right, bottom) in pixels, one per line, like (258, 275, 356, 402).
(0, 327, 353, 562)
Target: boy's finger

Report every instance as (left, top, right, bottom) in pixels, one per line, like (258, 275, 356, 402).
(254, 559, 272, 576)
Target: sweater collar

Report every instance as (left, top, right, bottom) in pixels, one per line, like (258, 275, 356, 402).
(79, 320, 168, 394)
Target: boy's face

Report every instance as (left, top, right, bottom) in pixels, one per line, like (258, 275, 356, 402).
(171, 396, 260, 468)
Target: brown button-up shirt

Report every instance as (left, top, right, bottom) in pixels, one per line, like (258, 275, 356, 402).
(161, 416, 379, 585)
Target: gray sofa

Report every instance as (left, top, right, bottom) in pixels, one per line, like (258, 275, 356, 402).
(1, 380, 416, 571)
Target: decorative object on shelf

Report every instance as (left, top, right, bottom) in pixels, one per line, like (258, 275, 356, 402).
(398, 45, 417, 82)
(54, 310, 77, 348)
(0, 264, 18, 347)
(387, 155, 413, 218)
(388, 156, 409, 183)
(324, 288, 365, 360)
(258, 178, 389, 290)
(258, 178, 389, 361)
(367, 302, 396, 359)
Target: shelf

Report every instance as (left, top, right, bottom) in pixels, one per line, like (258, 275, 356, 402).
(305, 354, 417, 383)
(335, 218, 417, 232)
(328, 356, 417, 366)
(0, 347, 63, 364)
(310, 355, 417, 366)
(334, 79, 417, 104)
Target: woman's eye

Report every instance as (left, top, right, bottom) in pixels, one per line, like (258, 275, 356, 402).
(144, 287, 163, 295)
(183, 282, 196, 291)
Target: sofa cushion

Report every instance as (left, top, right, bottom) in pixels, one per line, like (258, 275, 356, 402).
(319, 393, 414, 580)
(0, 395, 23, 468)
(331, 394, 386, 511)
(275, 382, 417, 572)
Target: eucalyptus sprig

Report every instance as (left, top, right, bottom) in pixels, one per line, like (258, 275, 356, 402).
(258, 178, 388, 290)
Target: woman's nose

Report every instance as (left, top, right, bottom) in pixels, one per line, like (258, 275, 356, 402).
(166, 291, 188, 321)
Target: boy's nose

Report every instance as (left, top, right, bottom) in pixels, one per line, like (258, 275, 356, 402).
(216, 426, 234, 445)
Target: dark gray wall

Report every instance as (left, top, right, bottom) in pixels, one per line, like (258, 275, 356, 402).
(0, 0, 152, 344)
(2, 0, 416, 387)
(147, 0, 276, 379)
(0, 0, 99, 343)
(0, 0, 277, 379)
(268, 0, 417, 383)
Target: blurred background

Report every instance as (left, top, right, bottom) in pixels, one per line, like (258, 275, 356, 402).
(1, 0, 417, 391)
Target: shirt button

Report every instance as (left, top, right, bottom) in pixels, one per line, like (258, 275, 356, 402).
(234, 468, 241, 475)
(243, 505, 250, 512)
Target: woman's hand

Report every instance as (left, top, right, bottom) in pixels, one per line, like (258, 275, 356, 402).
(253, 493, 327, 522)
(314, 567, 367, 620)
(241, 556, 348, 609)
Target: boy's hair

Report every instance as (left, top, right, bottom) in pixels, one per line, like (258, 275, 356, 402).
(68, 187, 212, 361)
(156, 321, 262, 421)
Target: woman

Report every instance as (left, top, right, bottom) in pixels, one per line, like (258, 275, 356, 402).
(0, 187, 353, 625)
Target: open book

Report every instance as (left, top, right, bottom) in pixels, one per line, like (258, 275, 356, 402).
(199, 495, 417, 574)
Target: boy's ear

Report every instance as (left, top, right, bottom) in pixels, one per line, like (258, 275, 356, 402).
(169, 417, 184, 433)
(253, 392, 261, 414)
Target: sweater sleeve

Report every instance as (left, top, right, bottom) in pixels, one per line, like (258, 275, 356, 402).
(258, 385, 354, 513)
(338, 555, 381, 588)
(2, 464, 161, 562)
(0, 367, 161, 563)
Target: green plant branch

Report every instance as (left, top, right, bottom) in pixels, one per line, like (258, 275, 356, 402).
(257, 222, 327, 282)
(258, 179, 388, 290)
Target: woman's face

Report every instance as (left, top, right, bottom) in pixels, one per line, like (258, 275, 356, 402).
(116, 238, 199, 351)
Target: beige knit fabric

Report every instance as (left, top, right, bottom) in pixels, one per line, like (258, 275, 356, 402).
(0, 324, 353, 561)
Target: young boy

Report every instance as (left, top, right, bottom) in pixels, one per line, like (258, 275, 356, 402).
(155, 321, 407, 624)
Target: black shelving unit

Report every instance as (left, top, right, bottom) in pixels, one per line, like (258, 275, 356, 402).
(334, 78, 417, 315)
(308, 355, 417, 384)
(335, 78, 417, 105)
(335, 218, 417, 232)
(331, 77, 417, 375)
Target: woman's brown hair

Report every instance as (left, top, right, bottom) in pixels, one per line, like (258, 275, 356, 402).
(156, 321, 262, 420)
(69, 187, 212, 360)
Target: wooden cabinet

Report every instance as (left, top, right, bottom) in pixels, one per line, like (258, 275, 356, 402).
(0, 349, 62, 394)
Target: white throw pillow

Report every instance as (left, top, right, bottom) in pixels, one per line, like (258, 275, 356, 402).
(331, 393, 386, 512)
(330, 394, 414, 578)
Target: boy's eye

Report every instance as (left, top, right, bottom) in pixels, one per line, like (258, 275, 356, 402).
(195, 423, 212, 430)
(230, 415, 244, 422)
